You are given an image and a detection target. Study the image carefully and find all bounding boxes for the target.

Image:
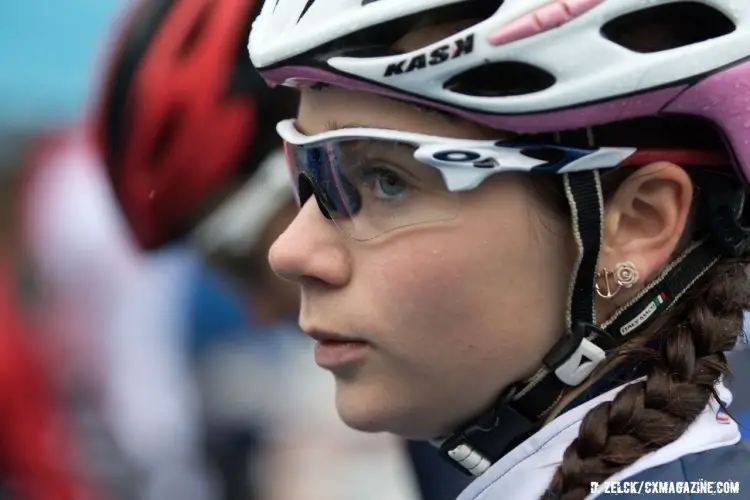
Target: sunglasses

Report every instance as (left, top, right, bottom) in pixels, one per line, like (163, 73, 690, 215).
(278, 119, 730, 241)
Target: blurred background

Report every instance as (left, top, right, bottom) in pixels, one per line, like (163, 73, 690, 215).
(0, 1, 749, 500)
(0, 1, 474, 499)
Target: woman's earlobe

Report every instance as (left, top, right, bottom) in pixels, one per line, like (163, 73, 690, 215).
(594, 261, 639, 299)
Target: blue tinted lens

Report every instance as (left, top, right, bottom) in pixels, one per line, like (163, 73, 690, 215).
(287, 141, 361, 218)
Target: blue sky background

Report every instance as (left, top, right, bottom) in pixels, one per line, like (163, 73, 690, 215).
(0, 0, 125, 133)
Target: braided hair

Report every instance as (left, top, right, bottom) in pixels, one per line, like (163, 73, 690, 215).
(545, 261, 747, 499)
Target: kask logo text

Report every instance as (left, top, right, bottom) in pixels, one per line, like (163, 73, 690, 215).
(383, 34, 475, 77)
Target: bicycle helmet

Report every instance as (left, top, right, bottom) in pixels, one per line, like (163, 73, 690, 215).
(95, 0, 296, 250)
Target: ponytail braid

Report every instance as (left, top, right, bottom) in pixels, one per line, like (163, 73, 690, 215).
(544, 261, 750, 500)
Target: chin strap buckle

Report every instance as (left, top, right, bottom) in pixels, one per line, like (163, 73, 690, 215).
(544, 322, 612, 386)
(437, 325, 616, 477)
(438, 384, 537, 477)
(445, 443, 492, 477)
(553, 337, 606, 386)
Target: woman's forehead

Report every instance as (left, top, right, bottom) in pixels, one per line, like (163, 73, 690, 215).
(297, 86, 491, 139)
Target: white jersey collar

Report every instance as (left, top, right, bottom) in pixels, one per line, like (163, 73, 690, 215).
(457, 378, 740, 500)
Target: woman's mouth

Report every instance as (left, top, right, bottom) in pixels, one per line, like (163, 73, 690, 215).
(305, 330, 371, 368)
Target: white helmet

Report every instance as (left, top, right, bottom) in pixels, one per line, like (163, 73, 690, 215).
(248, 0, 750, 476)
(249, 0, 750, 178)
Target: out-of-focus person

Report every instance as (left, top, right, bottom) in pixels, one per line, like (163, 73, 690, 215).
(9, 0, 221, 496)
(22, 124, 219, 500)
(1, 2, 128, 493)
(0, 135, 98, 499)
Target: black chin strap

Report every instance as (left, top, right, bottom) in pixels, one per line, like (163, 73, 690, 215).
(437, 170, 725, 476)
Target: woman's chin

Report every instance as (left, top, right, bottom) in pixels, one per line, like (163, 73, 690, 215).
(333, 387, 446, 440)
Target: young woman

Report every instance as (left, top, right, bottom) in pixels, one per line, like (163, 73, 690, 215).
(246, 0, 750, 498)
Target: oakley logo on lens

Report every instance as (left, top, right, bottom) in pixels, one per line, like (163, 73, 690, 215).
(383, 34, 475, 77)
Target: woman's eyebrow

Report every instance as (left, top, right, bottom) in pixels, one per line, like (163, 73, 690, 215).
(325, 119, 402, 132)
(326, 119, 365, 131)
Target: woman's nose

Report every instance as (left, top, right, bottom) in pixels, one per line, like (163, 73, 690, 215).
(268, 197, 351, 288)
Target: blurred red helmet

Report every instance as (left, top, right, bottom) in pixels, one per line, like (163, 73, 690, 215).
(94, 0, 296, 250)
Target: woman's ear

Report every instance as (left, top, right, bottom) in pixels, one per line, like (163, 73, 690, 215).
(596, 163, 693, 314)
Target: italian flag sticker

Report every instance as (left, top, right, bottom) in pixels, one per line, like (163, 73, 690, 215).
(620, 292, 669, 336)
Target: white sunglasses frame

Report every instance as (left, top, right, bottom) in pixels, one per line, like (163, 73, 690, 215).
(276, 118, 639, 192)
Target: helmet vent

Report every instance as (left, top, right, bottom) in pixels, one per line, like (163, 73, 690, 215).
(314, 0, 503, 57)
(444, 62, 555, 97)
(150, 107, 183, 167)
(178, 1, 212, 57)
(601, 2, 735, 53)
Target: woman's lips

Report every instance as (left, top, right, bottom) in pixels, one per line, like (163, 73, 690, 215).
(314, 339, 371, 368)
(305, 330, 371, 368)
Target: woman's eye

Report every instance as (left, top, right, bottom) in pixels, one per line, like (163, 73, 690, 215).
(368, 167, 409, 199)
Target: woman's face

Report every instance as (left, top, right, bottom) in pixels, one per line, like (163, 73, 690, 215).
(269, 86, 575, 439)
